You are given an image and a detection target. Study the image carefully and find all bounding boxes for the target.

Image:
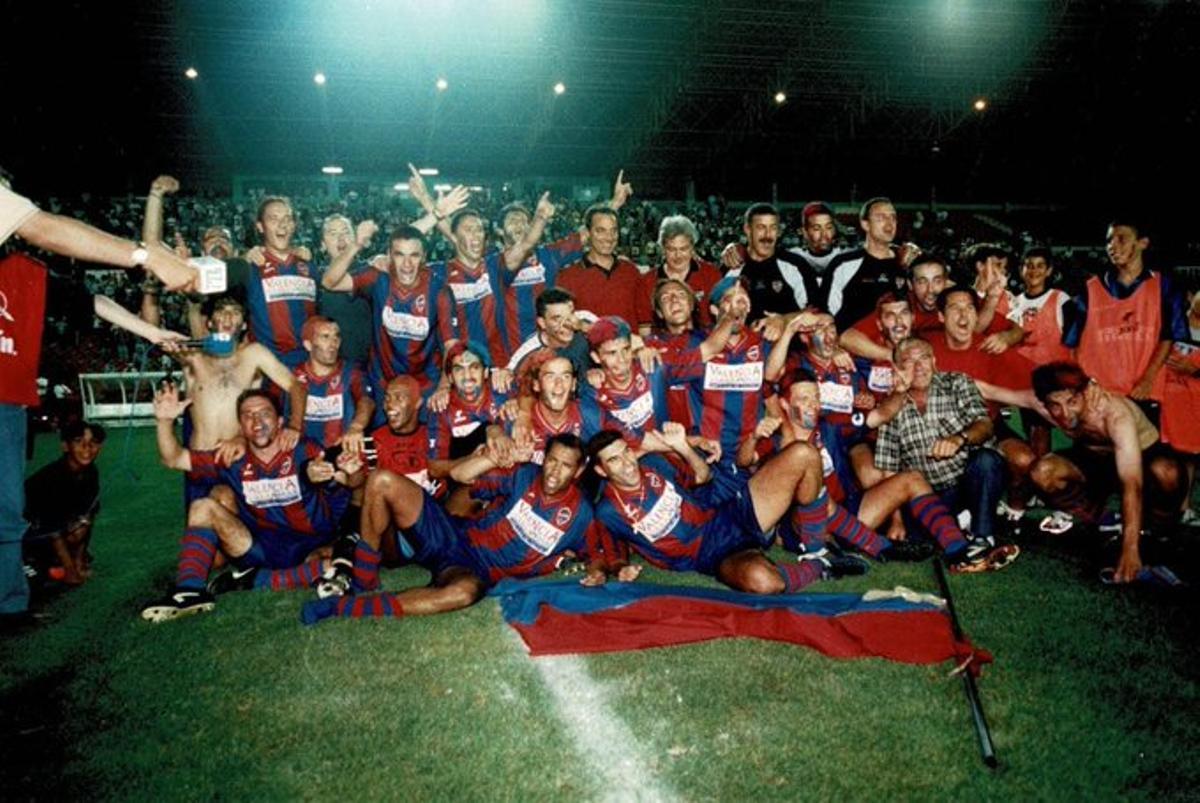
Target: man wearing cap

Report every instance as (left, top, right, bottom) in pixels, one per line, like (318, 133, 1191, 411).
(786, 201, 847, 280)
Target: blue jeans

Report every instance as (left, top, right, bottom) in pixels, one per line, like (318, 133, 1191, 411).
(0, 404, 29, 613)
(937, 448, 1005, 541)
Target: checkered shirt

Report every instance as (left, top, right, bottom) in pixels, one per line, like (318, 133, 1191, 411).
(874, 371, 994, 492)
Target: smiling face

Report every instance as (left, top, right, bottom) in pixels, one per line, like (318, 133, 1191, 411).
(453, 214, 487, 263)
(537, 301, 576, 348)
(803, 213, 837, 256)
(256, 201, 295, 253)
(201, 227, 234, 260)
(804, 313, 839, 358)
(895, 340, 936, 391)
(743, 213, 779, 261)
(595, 437, 641, 490)
(389, 237, 424, 286)
(540, 441, 583, 497)
(588, 212, 620, 259)
(383, 379, 420, 433)
(861, 202, 897, 247)
(663, 233, 695, 273)
(209, 300, 246, 338)
(449, 351, 486, 401)
(592, 336, 634, 385)
(1020, 255, 1052, 295)
(321, 217, 353, 258)
(238, 395, 280, 448)
(655, 282, 695, 330)
(712, 283, 752, 333)
(785, 381, 821, 431)
(939, 289, 978, 347)
(502, 209, 530, 247)
(910, 261, 948, 313)
(876, 299, 913, 346)
(1106, 224, 1148, 271)
(1044, 388, 1086, 430)
(63, 430, 103, 470)
(534, 357, 576, 413)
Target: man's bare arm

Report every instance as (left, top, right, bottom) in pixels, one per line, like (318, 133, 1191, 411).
(1110, 403, 1146, 582)
(839, 327, 892, 362)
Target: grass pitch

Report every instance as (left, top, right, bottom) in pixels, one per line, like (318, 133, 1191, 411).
(3, 428, 1198, 801)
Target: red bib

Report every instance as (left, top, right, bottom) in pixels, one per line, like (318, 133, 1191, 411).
(0, 252, 48, 406)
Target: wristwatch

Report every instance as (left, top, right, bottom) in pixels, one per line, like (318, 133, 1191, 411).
(131, 241, 150, 267)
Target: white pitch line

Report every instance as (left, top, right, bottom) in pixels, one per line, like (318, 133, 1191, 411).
(516, 634, 678, 803)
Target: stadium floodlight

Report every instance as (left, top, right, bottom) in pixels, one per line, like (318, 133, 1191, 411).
(973, 97, 987, 112)
(774, 91, 786, 104)
(433, 183, 453, 191)
(394, 182, 410, 191)
(553, 81, 566, 95)
(418, 167, 439, 176)
(321, 166, 344, 175)
(436, 77, 449, 91)
(184, 67, 198, 80)
(314, 72, 327, 86)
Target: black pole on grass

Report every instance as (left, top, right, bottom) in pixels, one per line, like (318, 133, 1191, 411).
(933, 558, 998, 769)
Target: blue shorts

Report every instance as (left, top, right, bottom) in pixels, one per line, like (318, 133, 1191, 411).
(240, 527, 334, 570)
(401, 493, 483, 581)
(693, 474, 767, 575)
(184, 472, 221, 510)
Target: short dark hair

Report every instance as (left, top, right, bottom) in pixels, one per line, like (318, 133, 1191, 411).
(545, 433, 585, 463)
(586, 430, 627, 468)
(1032, 361, 1091, 402)
(1022, 246, 1054, 266)
(966, 242, 1009, 267)
(743, 203, 779, 226)
(859, 197, 892, 221)
(536, 287, 575, 317)
(60, 419, 106, 444)
(908, 253, 951, 280)
(936, 286, 979, 313)
(450, 209, 484, 234)
(256, 196, 291, 222)
(236, 389, 279, 416)
(874, 291, 910, 316)
(584, 205, 619, 230)
(787, 368, 818, 385)
(389, 225, 426, 249)
(1107, 217, 1146, 239)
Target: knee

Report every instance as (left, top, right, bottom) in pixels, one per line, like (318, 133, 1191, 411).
(187, 498, 218, 526)
(1147, 457, 1183, 495)
(443, 578, 484, 611)
(1006, 444, 1037, 477)
(781, 441, 820, 474)
(900, 470, 930, 497)
(1028, 456, 1061, 492)
(365, 469, 399, 497)
(742, 562, 785, 595)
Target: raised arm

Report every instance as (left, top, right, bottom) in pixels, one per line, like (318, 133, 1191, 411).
(661, 421, 711, 485)
(153, 381, 193, 472)
(94, 295, 187, 345)
(321, 220, 377, 292)
(839, 326, 893, 362)
(502, 192, 555, 269)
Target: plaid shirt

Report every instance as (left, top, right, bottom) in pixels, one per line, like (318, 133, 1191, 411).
(874, 371, 993, 492)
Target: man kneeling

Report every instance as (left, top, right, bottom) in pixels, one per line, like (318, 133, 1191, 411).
(142, 386, 360, 622)
(302, 434, 602, 623)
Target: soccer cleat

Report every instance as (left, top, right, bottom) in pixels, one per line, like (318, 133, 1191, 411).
(879, 540, 934, 563)
(1039, 511, 1075, 535)
(315, 558, 354, 599)
(141, 588, 215, 623)
(206, 566, 259, 595)
(948, 540, 1020, 574)
(797, 546, 830, 563)
(820, 554, 869, 579)
(997, 499, 1026, 523)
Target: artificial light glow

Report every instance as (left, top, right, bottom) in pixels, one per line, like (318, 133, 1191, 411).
(973, 97, 987, 111)
(184, 67, 198, 80)
(436, 77, 449, 91)
(433, 183, 453, 191)
(774, 91, 786, 104)
(394, 182, 410, 191)
(553, 82, 566, 95)
(418, 167, 439, 176)
(321, 166, 344, 175)
(314, 72, 327, 86)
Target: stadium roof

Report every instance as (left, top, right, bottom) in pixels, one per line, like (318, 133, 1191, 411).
(4, 0, 1198, 214)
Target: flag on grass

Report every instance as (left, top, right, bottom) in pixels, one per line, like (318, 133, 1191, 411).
(492, 579, 991, 673)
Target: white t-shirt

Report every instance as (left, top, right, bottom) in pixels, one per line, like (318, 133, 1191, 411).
(0, 185, 39, 246)
(1008, 288, 1067, 331)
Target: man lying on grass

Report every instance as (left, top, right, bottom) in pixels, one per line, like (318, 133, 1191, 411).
(586, 423, 867, 592)
(141, 385, 363, 622)
(301, 433, 605, 623)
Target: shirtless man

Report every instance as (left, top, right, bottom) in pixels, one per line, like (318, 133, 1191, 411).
(1029, 361, 1189, 582)
(161, 296, 306, 504)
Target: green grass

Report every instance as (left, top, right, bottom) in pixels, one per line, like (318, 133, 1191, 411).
(3, 428, 1199, 801)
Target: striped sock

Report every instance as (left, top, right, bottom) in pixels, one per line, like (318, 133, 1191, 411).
(352, 540, 383, 592)
(300, 592, 406, 625)
(909, 494, 967, 553)
(827, 504, 889, 557)
(254, 557, 325, 591)
(776, 560, 824, 593)
(789, 493, 830, 552)
(176, 527, 219, 589)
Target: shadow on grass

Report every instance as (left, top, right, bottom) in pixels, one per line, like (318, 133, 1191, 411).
(0, 667, 84, 801)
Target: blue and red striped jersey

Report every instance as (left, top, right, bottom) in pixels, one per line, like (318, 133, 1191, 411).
(594, 454, 722, 572)
(286, 360, 366, 448)
(513, 399, 586, 465)
(429, 385, 510, 461)
(353, 267, 444, 394)
(645, 328, 706, 431)
(244, 252, 318, 366)
(783, 351, 873, 442)
(578, 351, 704, 445)
(434, 253, 513, 366)
(686, 331, 769, 456)
(503, 232, 585, 347)
(463, 463, 595, 584)
(189, 439, 349, 537)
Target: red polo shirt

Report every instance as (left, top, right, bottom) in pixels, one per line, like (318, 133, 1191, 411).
(556, 254, 652, 328)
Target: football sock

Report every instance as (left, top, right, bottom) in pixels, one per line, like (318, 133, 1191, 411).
(176, 527, 219, 590)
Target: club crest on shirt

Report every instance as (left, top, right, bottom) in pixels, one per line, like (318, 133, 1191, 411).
(414, 294, 426, 314)
(555, 507, 572, 526)
(280, 456, 293, 474)
(771, 280, 784, 293)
